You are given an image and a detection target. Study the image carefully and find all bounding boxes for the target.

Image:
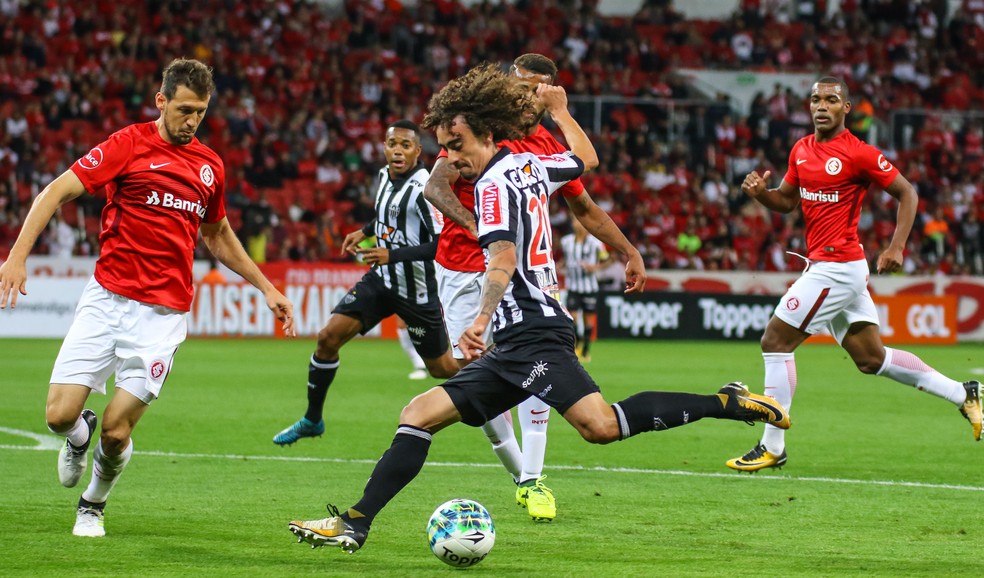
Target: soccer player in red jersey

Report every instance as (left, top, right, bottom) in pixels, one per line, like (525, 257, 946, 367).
(0, 59, 296, 536)
(423, 54, 646, 522)
(728, 77, 982, 472)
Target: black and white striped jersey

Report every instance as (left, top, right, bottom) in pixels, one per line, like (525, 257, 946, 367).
(560, 233, 608, 294)
(370, 164, 444, 305)
(474, 147, 585, 343)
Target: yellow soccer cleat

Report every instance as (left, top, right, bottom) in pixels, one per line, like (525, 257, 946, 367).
(288, 505, 366, 553)
(516, 476, 556, 522)
(959, 380, 982, 442)
(726, 443, 788, 472)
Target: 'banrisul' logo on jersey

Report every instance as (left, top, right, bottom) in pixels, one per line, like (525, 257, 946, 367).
(799, 187, 839, 203)
(147, 190, 206, 218)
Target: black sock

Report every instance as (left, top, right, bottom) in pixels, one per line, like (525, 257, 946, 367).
(611, 392, 722, 439)
(582, 324, 594, 355)
(78, 496, 106, 510)
(304, 354, 339, 423)
(347, 425, 432, 528)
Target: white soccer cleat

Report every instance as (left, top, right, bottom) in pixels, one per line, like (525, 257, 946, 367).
(73, 505, 105, 537)
(408, 369, 428, 380)
(58, 409, 97, 488)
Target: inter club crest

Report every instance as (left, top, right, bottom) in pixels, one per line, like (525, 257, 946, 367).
(149, 359, 167, 381)
(200, 164, 215, 187)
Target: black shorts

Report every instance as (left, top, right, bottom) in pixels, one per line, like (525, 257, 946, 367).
(566, 292, 598, 314)
(442, 327, 601, 426)
(333, 272, 450, 359)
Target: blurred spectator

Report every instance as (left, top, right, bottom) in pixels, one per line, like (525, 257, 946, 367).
(45, 210, 76, 258)
(922, 206, 950, 263)
(676, 218, 703, 269)
(958, 210, 983, 274)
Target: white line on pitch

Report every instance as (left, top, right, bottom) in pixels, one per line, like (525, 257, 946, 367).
(2, 428, 981, 493)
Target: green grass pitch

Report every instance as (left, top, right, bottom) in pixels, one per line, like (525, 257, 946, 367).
(1, 337, 982, 576)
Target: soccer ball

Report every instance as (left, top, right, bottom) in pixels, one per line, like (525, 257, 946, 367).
(426, 498, 496, 567)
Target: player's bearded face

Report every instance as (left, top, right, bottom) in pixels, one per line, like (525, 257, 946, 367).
(157, 85, 210, 145)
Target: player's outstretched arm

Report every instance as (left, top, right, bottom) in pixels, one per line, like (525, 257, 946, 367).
(538, 84, 599, 171)
(200, 218, 296, 336)
(565, 192, 646, 293)
(876, 173, 918, 274)
(423, 156, 477, 238)
(742, 170, 799, 213)
(0, 170, 86, 309)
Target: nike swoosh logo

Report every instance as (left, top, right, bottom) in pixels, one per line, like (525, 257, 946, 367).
(739, 394, 786, 423)
(530, 408, 550, 415)
(150, 162, 171, 169)
(796, 159, 807, 165)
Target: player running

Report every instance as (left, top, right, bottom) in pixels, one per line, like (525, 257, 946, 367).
(0, 59, 296, 537)
(272, 120, 458, 446)
(727, 77, 981, 473)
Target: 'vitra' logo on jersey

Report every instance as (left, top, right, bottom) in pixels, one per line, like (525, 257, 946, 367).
(146, 190, 206, 218)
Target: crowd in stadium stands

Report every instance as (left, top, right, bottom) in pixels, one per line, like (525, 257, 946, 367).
(1, 0, 982, 276)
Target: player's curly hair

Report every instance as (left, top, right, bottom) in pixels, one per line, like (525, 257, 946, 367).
(161, 58, 216, 100)
(422, 63, 533, 142)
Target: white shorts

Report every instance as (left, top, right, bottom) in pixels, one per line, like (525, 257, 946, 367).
(436, 262, 491, 360)
(50, 277, 188, 404)
(774, 259, 879, 344)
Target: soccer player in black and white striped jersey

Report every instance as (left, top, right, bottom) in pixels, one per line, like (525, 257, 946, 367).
(287, 65, 789, 553)
(272, 120, 459, 446)
(559, 218, 610, 362)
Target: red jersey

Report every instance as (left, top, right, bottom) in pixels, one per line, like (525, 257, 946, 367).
(71, 122, 226, 311)
(783, 130, 898, 262)
(435, 124, 586, 272)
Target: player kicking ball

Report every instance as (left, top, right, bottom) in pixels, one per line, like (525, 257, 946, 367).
(285, 64, 789, 554)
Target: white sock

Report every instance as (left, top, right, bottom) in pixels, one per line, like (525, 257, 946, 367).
(49, 414, 91, 448)
(761, 352, 796, 454)
(481, 413, 522, 482)
(877, 347, 966, 405)
(82, 439, 133, 504)
(397, 327, 425, 370)
(518, 396, 550, 483)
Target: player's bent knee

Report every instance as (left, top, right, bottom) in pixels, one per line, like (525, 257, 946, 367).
(577, 421, 620, 445)
(45, 404, 82, 433)
(315, 328, 346, 357)
(99, 428, 131, 454)
(854, 357, 882, 375)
